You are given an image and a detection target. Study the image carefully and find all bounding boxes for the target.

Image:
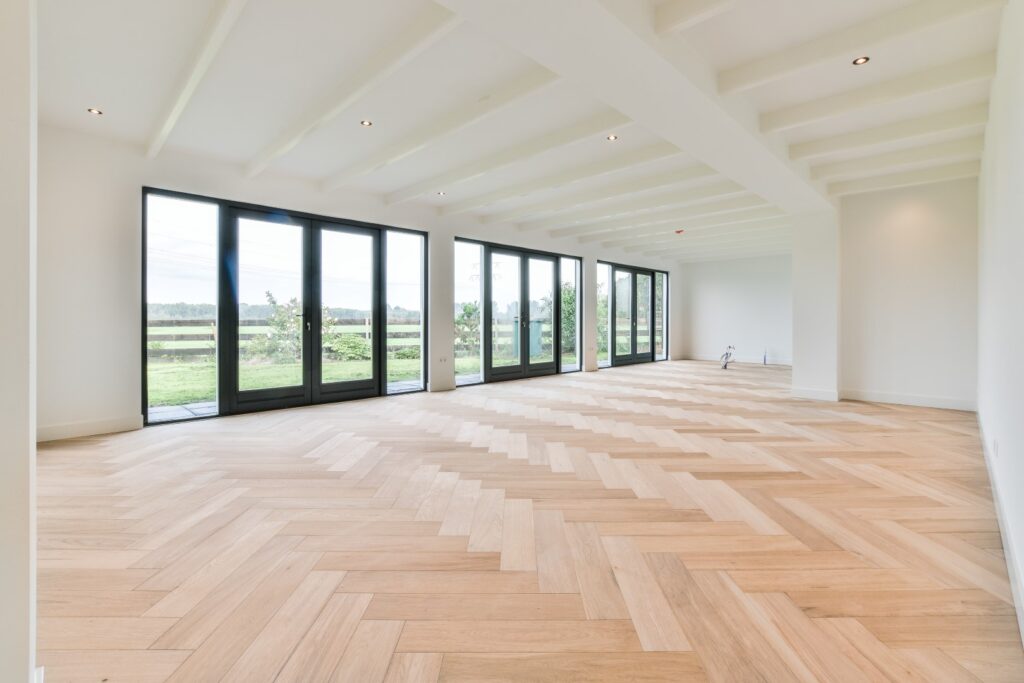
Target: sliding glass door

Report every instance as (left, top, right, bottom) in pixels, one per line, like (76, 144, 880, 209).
(144, 188, 426, 424)
(606, 262, 667, 366)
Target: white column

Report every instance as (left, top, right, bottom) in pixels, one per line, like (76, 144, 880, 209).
(791, 210, 840, 401)
(668, 264, 687, 360)
(582, 256, 598, 371)
(0, 0, 38, 680)
(427, 229, 455, 391)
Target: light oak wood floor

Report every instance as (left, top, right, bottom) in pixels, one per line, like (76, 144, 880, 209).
(37, 361, 1024, 682)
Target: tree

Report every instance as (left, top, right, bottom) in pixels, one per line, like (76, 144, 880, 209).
(560, 283, 577, 355)
(453, 301, 481, 351)
(246, 291, 302, 362)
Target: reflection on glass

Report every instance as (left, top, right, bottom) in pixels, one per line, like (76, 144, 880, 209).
(614, 269, 633, 355)
(454, 241, 484, 385)
(238, 217, 304, 391)
(491, 252, 521, 368)
(321, 229, 373, 385)
(145, 194, 220, 423)
(655, 272, 667, 360)
(528, 258, 554, 365)
(386, 231, 425, 393)
(560, 258, 580, 372)
(597, 263, 610, 367)
(637, 273, 652, 355)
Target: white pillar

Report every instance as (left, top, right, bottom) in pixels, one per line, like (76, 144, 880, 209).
(582, 256, 598, 371)
(0, 0, 38, 680)
(427, 229, 455, 391)
(668, 264, 687, 360)
(791, 210, 840, 401)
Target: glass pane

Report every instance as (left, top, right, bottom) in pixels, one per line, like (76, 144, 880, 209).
(454, 241, 484, 385)
(528, 258, 555, 365)
(237, 217, 304, 391)
(614, 269, 633, 356)
(597, 263, 610, 367)
(637, 273, 652, 355)
(559, 258, 580, 372)
(386, 231, 424, 393)
(321, 229, 374, 385)
(490, 253, 521, 368)
(145, 194, 219, 423)
(655, 272, 667, 360)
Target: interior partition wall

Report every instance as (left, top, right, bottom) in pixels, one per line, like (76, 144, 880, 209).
(599, 260, 669, 367)
(455, 238, 581, 385)
(143, 188, 427, 424)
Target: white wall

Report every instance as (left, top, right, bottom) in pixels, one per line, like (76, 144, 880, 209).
(677, 255, 792, 365)
(840, 178, 979, 410)
(978, 0, 1024, 636)
(36, 124, 673, 440)
(791, 211, 840, 401)
(1, 0, 37, 679)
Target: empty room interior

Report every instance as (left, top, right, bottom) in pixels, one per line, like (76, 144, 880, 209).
(5, 0, 1024, 680)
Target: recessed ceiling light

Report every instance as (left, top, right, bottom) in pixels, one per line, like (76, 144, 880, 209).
(86, 107, 103, 116)
(852, 56, 870, 66)
(437, 191, 446, 196)
(606, 133, 619, 141)
(360, 119, 373, 127)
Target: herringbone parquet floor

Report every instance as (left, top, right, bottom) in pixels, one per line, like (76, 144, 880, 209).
(37, 361, 1024, 682)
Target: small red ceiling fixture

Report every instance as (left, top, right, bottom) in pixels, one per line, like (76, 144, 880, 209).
(675, 229, 685, 234)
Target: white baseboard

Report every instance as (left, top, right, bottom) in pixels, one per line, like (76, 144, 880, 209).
(37, 414, 143, 442)
(840, 388, 976, 411)
(792, 386, 840, 402)
(688, 354, 793, 366)
(978, 420, 1024, 646)
(35, 666, 44, 683)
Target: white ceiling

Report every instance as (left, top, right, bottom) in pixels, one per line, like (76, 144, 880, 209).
(38, 0, 1004, 263)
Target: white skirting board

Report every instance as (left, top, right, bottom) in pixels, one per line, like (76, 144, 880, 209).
(37, 414, 143, 442)
(791, 386, 840, 402)
(979, 421, 1024, 645)
(840, 389, 977, 412)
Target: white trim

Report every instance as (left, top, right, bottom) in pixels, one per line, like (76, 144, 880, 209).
(35, 666, 45, 683)
(792, 386, 840, 402)
(37, 414, 142, 442)
(978, 420, 1024, 646)
(840, 388, 976, 411)
(688, 354, 792, 366)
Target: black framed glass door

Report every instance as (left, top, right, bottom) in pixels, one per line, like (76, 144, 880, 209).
(484, 248, 560, 382)
(610, 265, 655, 366)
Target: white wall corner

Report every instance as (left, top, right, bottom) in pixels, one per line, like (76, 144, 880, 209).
(790, 210, 839, 401)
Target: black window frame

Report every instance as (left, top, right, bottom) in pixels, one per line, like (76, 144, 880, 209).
(598, 259, 669, 367)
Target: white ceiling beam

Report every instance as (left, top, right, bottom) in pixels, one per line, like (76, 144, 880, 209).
(553, 195, 768, 240)
(578, 206, 784, 244)
(616, 216, 793, 250)
(505, 163, 715, 227)
(828, 160, 980, 197)
(761, 52, 996, 133)
(434, 0, 831, 213)
(652, 234, 792, 258)
(146, 0, 250, 158)
(810, 135, 983, 181)
(322, 66, 557, 190)
(676, 247, 792, 264)
(441, 141, 677, 215)
(523, 179, 747, 231)
(720, 0, 1004, 94)
(245, 4, 458, 177)
(385, 109, 628, 204)
(790, 103, 989, 161)
(627, 227, 793, 255)
(655, 0, 736, 34)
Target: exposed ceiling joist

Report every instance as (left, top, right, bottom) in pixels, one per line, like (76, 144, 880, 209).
(811, 135, 983, 181)
(658, 238, 793, 261)
(434, 0, 831, 213)
(505, 163, 716, 227)
(245, 4, 458, 178)
(553, 195, 767, 240)
(322, 66, 557, 190)
(676, 247, 791, 264)
(655, 0, 737, 34)
(441, 142, 678, 215)
(828, 159, 980, 196)
(580, 206, 784, 244)
(789, 103, 989, 161)
(719, 0, 1003, 94)
(523, 180, 746, 231)
(616, 216, 793, 250)
(385, 109, 628, 204)
(761, 52, 996, 133)
(654, 233, 792, 257)
(146, 0, 251, 158)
